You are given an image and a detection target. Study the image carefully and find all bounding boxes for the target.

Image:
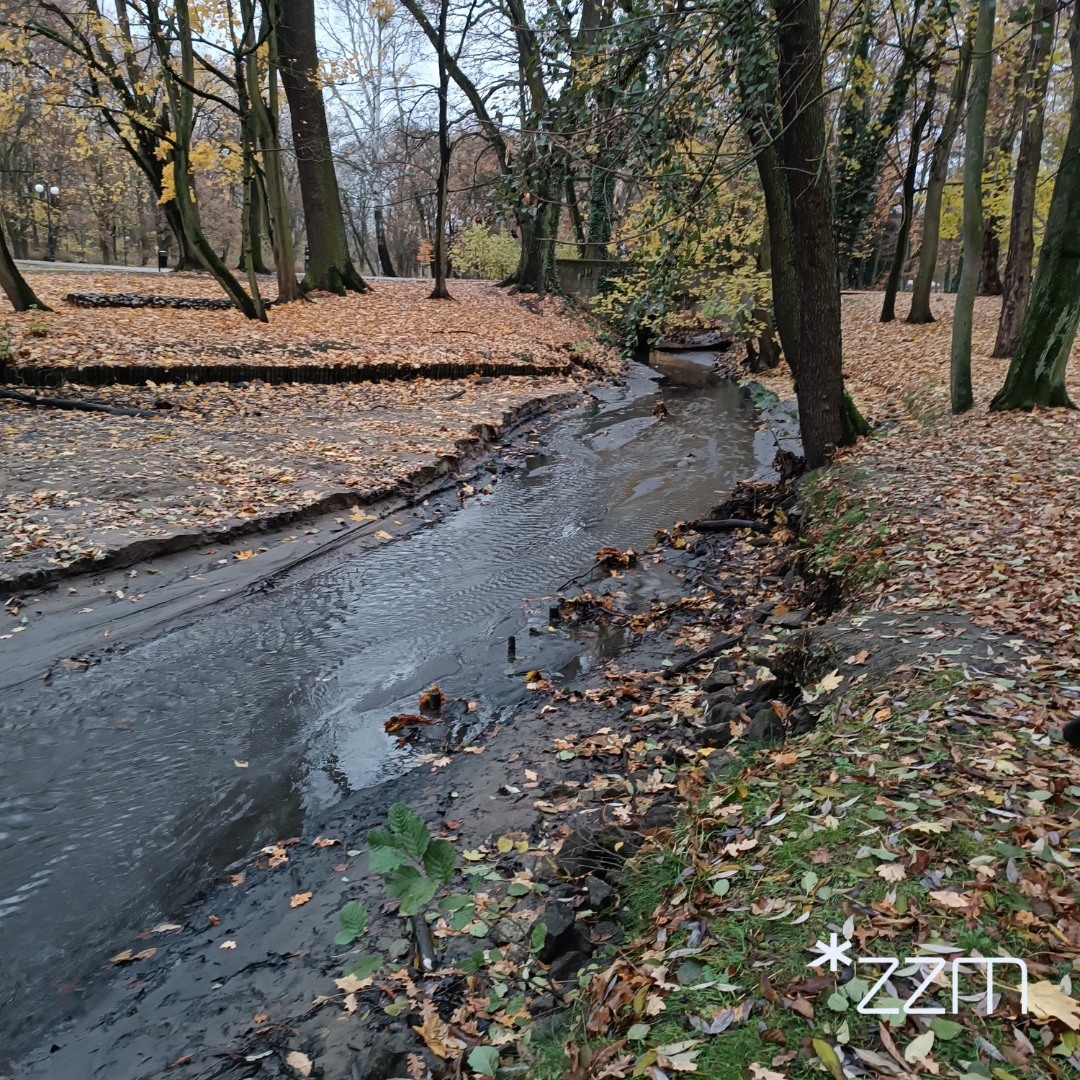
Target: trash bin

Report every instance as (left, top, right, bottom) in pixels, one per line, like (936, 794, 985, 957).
(157, 248, 168, 271)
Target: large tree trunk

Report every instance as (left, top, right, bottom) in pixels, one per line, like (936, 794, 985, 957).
(429, 0, 451, 300)
(0, 225, 48, 311)
(909, 37, 973, 323)
(277, 0, 368, 294)
(882, 79, 936, 322)
(993, 0, 1056, 356)
(950, 0, 995, 414)
(990, 4, 1080, 411)
(774, 0, 857, 468)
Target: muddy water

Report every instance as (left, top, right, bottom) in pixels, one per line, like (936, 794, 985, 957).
(0, 372, 758, 1052)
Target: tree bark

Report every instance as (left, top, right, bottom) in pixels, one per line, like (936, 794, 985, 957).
(909, 36, 973, 323)
(277, 0, 368, 294)
(374, 205, 397, 277)
(950, 0, 995, 413)
(429, 0, 452, 300)
(993, 0, 1056, 356)
(0, 225, 48, 311)
(990, 4, 1080, 411)
(774, 0, 855, 468)
(882, 80, 937, 322)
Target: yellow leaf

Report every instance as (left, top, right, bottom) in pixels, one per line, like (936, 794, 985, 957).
(335, 973, 373, 993)
(496, 836, 514, 853)
(812, 1038, 845, 1080)
(817, 670, 843, 693)
(233, 549, 255, 560)
(374, 529, 393, 541)
(290, 892, 313, 908)
(1028, 981, 1080, 1029)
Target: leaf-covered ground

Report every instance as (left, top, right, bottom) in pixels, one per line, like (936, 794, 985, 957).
(1, 274, 616, 376)
(2, 274, 617, 583)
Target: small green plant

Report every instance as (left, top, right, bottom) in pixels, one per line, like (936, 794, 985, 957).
(0, 322, 11, 363)
(27, 317, 48, 339)
(334, 802, 458, 979)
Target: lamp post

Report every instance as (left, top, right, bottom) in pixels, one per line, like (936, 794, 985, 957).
(33, 183, 59, 261)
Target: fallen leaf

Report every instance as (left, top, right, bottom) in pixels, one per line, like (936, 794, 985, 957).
(290, 892, 313, 908)
(285, 1050, 313, 1076)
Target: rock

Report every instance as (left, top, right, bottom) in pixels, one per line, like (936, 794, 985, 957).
(703, 696, 741, 726)
(585, 875, 614, 911)
(549, 949, 591, 984)
(492, 918, 528, 945)
(537, 902, 577, 962)
(789, 704, 818, 735)
(704, 750, 739, 781)
(768, 609, 811, 629)
(735, 679, 779, 709)
(702, 666, 736, 692)
(644, 802, 679, 829)
(553, 827, 639, 880)
(696, 723, 733, 749)
(744, 706, 786, 746)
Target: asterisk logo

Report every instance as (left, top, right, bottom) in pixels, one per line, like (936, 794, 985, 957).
(807, 933, 853, 972)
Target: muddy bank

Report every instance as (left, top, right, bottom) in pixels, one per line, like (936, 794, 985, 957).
(0, 381, 583, 591)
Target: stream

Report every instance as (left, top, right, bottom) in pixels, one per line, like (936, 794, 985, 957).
(0, 366, 761, 1053)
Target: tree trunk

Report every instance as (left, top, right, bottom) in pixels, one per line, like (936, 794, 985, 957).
(248, 0, 299, 304)
(950, 0, 995, 414)
(0, 225, 48, 311)
(237, 181, 269, 274)
(883, 80, 936, 322)
(161, 200, 200, 270)
(909, 36, 973, 323)
(993, 0, 1056, 356)
(374, 205, 397, 277)
(990, 4, 1080, 411)
(775, 0, 857, 468)
(978, 217, 1003, 294)
(429, 0, 452, 300)
(277, 0, 368, 294)
(750, 218, 781, 370)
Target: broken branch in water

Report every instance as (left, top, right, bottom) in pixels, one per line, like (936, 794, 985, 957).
(689, 517, 771, 533)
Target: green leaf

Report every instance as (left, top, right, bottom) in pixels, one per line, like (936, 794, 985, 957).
(384, 865, 422, 899)
(368, 844, 405, 874)
(530, 921, 548, 953)
(398, 815, 430, 861)
(387, 803, 415, 836)
(931, 1018, 965, 1041)
(627, 1023, 651, 1040)
(368, 827, 397, 851)
(423, 839, 456, 883)
(342, 954, 379, 980)
(467, 1046, 500, 1078)
(507, 882, 529, 897)
(827, 991, 849, 1012)
(398, 874, 438, 917)
(334, 900, 369, 946)
(440, 893, 473, 912)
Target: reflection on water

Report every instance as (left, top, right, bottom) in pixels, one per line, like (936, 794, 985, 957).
(0, 376, 757, 1052)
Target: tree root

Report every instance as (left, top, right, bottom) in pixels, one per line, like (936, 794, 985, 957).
(0, 388, 161, 418)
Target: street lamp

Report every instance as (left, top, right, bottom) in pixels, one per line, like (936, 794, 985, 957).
(33, 183, 60, 261)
